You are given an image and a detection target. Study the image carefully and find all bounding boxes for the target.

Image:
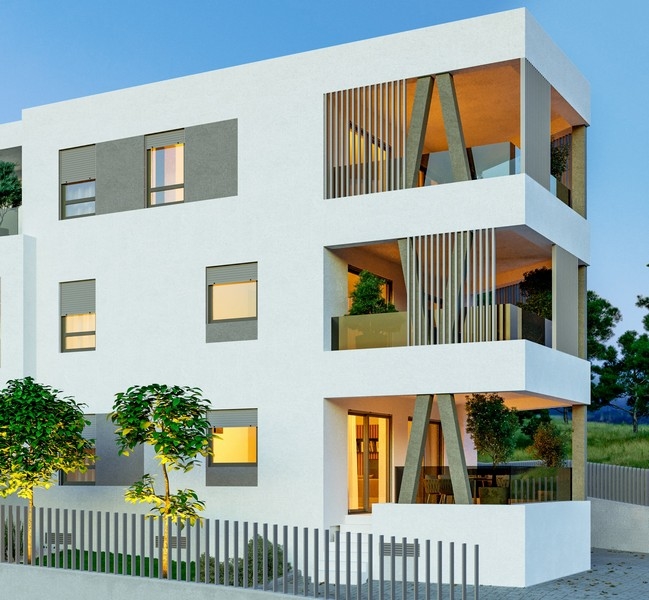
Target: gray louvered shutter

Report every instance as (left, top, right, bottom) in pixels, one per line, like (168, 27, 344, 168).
(83, 414, 97, 441)
(207, 409, 257, 428)
(60, 280, 96, 315)
(206, 263, 257, 286)
(145, 129, 185, 149)
(60, 146, 96, 184)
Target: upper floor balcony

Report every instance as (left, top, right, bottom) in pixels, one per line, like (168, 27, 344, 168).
(324, 59, 584, 212)
(326, 224, 579, 358)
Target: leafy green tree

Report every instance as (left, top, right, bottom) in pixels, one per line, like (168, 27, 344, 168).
(587, 290, 622, 361)
(349, 270, 396, 315)
(111, 383, 211, 577)
(0, 377, 93, 561)
(529, 421, 567, 467)
(517, 267, 552, 320)
(0, 161, 22, 229)
(465, 393, 519, 468)
(592, 293, 649, 433)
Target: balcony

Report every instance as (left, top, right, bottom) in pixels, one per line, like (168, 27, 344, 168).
(332, 304, 551, 351)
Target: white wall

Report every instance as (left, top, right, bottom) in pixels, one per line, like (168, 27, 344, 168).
(0, 563, 286, 600)
(372, 502, 591, 587)
(591, 498, 649, 553)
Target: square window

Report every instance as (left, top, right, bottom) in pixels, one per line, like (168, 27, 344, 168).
(211, 426, 258, 464)
(206, 409, 258, 486)
(210, 281, 257, 321)
(60, 448, 96, 485)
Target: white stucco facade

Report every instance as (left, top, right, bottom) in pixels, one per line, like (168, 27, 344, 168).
(0, 9, 591, 586)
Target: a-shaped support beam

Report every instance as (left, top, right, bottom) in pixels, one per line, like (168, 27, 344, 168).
(405, 76, 434, 189)
(436, 72, 472, 183)
(398, 394, 433, 503)
(437, 394, 473, 505)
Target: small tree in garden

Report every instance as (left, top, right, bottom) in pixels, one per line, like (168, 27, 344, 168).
(529, 421, 567, 468)
(465, 393, 519, 468)
(0, 161, 22, 229)
(349, 270, 396, 315)
(0, 377, 93, 562)
(111, 384, 211, 577)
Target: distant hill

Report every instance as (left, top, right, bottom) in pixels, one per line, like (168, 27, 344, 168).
(587, 398, 649, 425)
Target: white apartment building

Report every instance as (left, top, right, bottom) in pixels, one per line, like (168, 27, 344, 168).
(0, 9, 591, 586)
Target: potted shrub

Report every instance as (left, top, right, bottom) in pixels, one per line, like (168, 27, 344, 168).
(0, 161, 22, 235)
(348, 270, 397, 348)
(465, 393, 519, 504)
(550, 144, 571, 204)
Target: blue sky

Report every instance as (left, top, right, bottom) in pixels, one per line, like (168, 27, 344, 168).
(1, 0, 647, 334)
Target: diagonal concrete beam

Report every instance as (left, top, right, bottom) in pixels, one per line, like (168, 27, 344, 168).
(398, 394, 433, 503)
(437, 394, 473, 505)
(405, 76, 434, 189)
(436, 73, 472, 183)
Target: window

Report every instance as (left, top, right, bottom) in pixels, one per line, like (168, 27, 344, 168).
(60, 145, 96, 218)
(60, 279, 96, 352)
(206, 409, 258, 486)
(146, 130, 184, 206)
(61, 415, 96, 485)
(206, 263, 258, 343)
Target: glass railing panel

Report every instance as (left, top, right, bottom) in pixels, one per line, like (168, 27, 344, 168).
(423, 151, 454, 185)
(423, 142, 520, 186)
(332, 312, 408, 350)
(0, 206, 19, 236)
(471, 142, 520, 179)
(550, 175, 571, 206)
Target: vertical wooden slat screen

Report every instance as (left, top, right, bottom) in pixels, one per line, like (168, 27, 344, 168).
(325, 80, 407, 199)
(403, 229, 496, 346)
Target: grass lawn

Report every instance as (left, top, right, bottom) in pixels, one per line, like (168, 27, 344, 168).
(39, 550, 197, 579)
(483, 421, 649, 468)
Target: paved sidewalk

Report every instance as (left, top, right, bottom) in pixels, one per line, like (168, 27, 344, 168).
(481, 548, 649, 599)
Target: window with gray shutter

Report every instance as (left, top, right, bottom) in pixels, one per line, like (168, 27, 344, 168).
(206, 263, 258, 343)
(60, 146, 97, 219)
(206, 408, 258, 487)
(60, 279, 96, 352)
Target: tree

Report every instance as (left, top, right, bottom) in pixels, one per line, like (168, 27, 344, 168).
(465, 393, 519, 468)
(111, 383, 211, 577)
(517, 267, 552, 320)
(529, 421, 567, 467)
(587, 290, 622, 361)
(592, 295, 649, 433)
(349, 270, 396, 315)
(0, 377, 93, 561)
(0, 161, 22, 230)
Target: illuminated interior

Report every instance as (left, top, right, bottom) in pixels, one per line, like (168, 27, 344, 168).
(212, 426, 257, 464)
(148, 143, 184, 205)
(62, 313, 96, 351)
(210, 281, 257, 321)
(348, 414, 390, 512)
(61, 448, 96, 485)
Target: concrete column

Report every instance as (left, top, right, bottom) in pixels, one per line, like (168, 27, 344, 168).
(405, 77, 434, 189)
(520, 59, 551, 190)
(437, 394, 473, 505)
(436, 73, 472, 183)
(578, 265, 587, 360)
(572, 405, 588, 500)
(398, 395, 433, 504)
(552, 245, 579, 356)
(571, 125, 587, 218)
